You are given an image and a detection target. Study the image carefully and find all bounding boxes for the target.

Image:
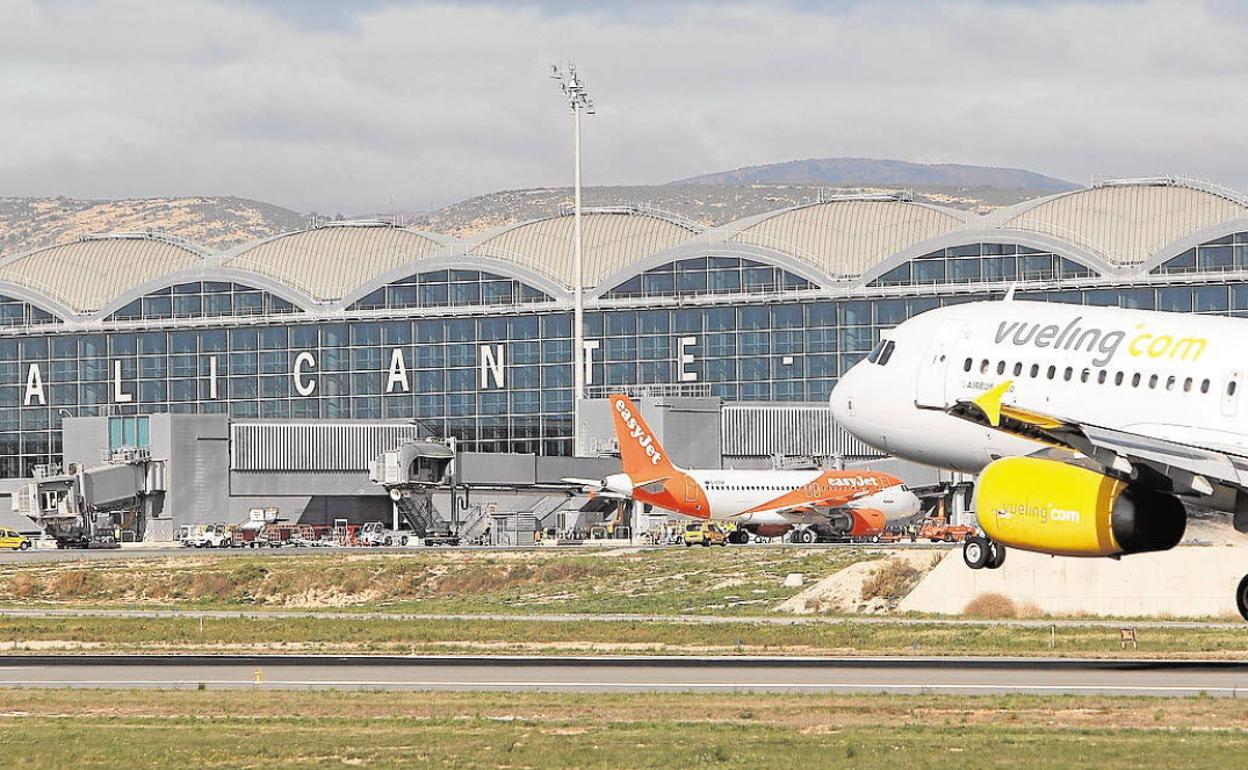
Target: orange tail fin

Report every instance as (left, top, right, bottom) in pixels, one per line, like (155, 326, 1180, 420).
(609, 394, 676, 481)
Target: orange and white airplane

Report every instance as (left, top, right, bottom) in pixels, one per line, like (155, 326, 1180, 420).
(566, 394, 920, 543)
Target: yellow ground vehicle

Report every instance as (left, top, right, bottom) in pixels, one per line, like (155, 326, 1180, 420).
(0, 529, 31, 550)
(683, 522, 729, 547)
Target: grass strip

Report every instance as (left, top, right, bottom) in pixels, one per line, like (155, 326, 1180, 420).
(0, 615, 1246, 657)
(0, 689, 1246, 769)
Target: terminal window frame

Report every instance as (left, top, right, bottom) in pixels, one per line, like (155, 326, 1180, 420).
(601, 256, 815, 299)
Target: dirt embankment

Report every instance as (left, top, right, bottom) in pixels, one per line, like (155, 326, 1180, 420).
(776, 551, 940, 615)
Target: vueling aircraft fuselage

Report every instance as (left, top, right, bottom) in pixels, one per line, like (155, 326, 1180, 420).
(832, 299, 1240, 495)
(831, 298, 1248, 622)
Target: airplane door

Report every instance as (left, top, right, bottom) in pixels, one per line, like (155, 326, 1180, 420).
(915, 319, 968, 408)
(1223, 371, 1242, 417)
(682, 476, 700, 504)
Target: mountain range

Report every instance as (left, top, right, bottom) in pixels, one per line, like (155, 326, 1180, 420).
(0, 158, 1077, 255)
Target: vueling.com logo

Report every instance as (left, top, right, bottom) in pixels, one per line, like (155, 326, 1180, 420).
(995, 316, 1207, 367)
(615, 399, 664, 466)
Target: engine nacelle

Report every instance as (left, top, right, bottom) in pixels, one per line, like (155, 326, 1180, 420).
(602, 473, 635, 496)
(976, 457, 1185, 557)
(746, 524, 793, 540)
(848, 507, 887, 537)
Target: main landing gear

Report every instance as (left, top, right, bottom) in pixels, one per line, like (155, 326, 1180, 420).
(963, 535, 1006, 571)
(1237, 574, 1248, 623)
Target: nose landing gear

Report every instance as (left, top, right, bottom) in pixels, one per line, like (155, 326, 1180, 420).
(963, 536, 1006, 570)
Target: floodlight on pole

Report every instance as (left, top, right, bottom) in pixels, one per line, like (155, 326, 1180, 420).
(551, 62, 594, 454)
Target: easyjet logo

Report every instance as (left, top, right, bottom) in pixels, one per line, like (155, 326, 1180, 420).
(615, 399, 664, 466)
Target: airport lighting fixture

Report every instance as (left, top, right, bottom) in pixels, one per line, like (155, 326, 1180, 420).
(551, 63, 595, 430)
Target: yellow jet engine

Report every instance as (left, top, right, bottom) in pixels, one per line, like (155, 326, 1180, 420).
(975, 456, 1186, 558)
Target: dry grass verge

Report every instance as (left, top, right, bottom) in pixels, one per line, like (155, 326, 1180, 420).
(2, 689, 1247, 769)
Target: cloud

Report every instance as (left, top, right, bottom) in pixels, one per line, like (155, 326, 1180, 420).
(1, 0, 1246, 212)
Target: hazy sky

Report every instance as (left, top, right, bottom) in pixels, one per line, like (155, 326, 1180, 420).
(4, 0, 1248, 213)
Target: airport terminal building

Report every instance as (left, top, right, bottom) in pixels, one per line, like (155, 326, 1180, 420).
(3, 176, 1248, 533)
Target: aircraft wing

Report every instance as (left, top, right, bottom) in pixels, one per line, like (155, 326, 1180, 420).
(949, 380, 1248, 500)
(733, 489, 870, 521)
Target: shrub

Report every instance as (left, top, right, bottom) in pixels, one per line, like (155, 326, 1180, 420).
(963, 592, 1018, 619)
(859, 558, 921, 602)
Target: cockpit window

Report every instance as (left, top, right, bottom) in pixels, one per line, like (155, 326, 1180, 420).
(877, 340, 895, 366)
(867, 340, 886, 364)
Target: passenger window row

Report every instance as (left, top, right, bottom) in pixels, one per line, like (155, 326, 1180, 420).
(962, 356, 1218, 395)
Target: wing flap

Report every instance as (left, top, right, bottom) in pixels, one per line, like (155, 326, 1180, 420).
(947, 380, 1248, 497)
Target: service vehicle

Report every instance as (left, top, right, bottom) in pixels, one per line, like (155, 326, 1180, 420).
(0, 529, 31, 550)
(682, 521, 729, 547)
(185, 523, 234, 548)
(916, 516, 976, 543)
(356, 521, 411, 547)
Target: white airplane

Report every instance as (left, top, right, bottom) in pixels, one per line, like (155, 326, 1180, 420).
(829, 298, 1248, 619)
(566, 394, 920, 543)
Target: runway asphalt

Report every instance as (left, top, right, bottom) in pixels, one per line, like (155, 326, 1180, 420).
(0, 655, 1244, 696)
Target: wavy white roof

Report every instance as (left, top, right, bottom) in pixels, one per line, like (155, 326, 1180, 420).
(467, 210, 701, 288)
(996, 179, 1248, 266)
(221, 223, 448, 302)
(725, 199, 966, 278)
(5, 177, 1248, 320)
(0, 234, 204, 314)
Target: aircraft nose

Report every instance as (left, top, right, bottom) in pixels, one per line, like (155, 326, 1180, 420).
(898, 487, 921, 518)
(829, 367, 858, 425)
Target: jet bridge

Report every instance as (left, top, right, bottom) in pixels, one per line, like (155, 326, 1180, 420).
(12, 449, 166, 547)
(369, 440, 459, 540)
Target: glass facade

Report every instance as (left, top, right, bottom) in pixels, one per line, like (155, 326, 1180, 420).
(107, 282, 300, 321)
(348, 269, 551, 311)
(1152, 232, 1248, 274)
(7, 229, 1248, 479)
(0, 295, 58, 328)
(870, 243, 1093, 286)
(601, 256, 814, 298)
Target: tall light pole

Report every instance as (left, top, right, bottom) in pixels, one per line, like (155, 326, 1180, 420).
(551, 63, 594, 454)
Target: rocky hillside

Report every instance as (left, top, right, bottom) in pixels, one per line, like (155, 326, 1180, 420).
(0, 160, 1075, 251)
(0, 196, 307, 257)
(408, 182, 1055, 239)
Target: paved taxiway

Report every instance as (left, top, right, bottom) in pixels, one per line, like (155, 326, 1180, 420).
(0, 656, 1245, 697)
(0, 541, 943, 565)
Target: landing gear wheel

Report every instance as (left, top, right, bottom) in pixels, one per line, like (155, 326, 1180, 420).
(1237, 574, 1248, 622)
(986, 541, 1007, 570)
(963, 536, 990, 570)
(400, 536, 409, 546)
(797, 528, 817, 545)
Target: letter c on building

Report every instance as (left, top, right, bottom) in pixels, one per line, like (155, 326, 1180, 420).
(293, 351, 317, 396)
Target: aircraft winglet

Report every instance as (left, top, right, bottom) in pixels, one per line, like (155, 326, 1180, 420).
(971, 380, 1014, 427)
